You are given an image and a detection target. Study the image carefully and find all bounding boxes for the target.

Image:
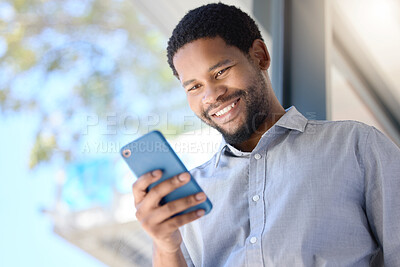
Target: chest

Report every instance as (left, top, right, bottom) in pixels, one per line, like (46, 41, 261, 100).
(183, 144, 369, 266)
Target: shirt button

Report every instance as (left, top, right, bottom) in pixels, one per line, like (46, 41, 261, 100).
(254, 153, 262, 160)
(250, 237, 257, 244)
(252, 195, 260, 202)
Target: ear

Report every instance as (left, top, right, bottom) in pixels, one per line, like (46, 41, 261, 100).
(249, 39, 271, 70)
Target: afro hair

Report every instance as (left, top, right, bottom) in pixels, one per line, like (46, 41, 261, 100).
(167, 3, 263, 77)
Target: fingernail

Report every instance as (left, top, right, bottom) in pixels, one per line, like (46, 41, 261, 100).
(152, 170, 160, 177)
(178, 173, 189, 182)
(195, 192, 205, 201)
(197, 210, 205, 217)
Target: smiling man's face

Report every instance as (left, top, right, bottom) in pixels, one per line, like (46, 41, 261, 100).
(173, 36, 271, 145)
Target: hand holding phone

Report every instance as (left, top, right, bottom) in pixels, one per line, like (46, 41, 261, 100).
(122, 131, 212, 255)
(121, 130, 212, 216)
(131, 169, 206, 255)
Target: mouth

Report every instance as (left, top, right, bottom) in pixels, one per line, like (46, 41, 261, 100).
(211, 98, 240, 118)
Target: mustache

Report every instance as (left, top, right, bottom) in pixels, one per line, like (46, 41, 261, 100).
(203, 90, 247, 116)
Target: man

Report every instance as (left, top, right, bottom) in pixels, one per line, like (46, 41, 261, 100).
(132, 3, 400, 266)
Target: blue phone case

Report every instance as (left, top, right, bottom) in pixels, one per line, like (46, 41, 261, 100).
(120, 130, 212, 216)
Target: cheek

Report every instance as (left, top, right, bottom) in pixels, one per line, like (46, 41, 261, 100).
(187, 95, 203, 114)
(228, 69, 254, 89)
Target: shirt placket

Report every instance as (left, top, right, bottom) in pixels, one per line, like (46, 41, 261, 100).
(246, 148, 267, 266)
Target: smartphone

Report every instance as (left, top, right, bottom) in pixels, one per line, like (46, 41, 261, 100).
(120, 130, 212, 216)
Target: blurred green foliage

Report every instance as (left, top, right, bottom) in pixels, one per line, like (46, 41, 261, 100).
(0, 0, 187, 169)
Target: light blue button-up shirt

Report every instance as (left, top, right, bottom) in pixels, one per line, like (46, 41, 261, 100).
(180, 107, 400, 267)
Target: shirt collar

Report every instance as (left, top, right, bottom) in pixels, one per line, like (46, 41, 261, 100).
(274, 106, 308, 133)
(214, 106, 308, 168)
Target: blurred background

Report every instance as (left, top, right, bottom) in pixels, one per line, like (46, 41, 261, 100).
(0, 0, 399, 266)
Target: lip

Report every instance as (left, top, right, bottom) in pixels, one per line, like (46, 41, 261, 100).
(210, 98, 241, 124)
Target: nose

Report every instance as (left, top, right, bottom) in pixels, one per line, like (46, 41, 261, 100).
(202, 84, 227, 105)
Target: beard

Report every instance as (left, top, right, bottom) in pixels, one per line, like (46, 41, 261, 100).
(199, 69, 270, 146)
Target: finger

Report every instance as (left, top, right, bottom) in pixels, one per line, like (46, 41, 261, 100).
(132, 170, 162, 205)
(150, 192, 207, 224)
(144, 172, 191, 209)
(155, 209, 206, 236)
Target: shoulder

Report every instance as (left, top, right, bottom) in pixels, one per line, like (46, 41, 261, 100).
(307, 120, 398, 147)
(304, 119, 373, 143)
(307, 119, 372, 132)
(308, 120, 399, 162)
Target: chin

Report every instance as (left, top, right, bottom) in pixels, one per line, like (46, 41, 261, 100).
(217, 123, 253, 145)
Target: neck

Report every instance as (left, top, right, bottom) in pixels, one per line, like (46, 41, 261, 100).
(235, 103, 285, 152)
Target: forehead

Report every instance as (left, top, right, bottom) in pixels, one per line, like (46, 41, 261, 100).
(173, 37, 245, 80)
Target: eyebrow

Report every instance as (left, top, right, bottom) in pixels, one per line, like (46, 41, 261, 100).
(182, 59, 233, 88)
(183, 79, 196, 88)
(208, 59, 233, 72)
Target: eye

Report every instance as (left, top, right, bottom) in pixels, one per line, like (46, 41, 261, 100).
(187, 84, 201, 92)
(215, 66, 231, 78)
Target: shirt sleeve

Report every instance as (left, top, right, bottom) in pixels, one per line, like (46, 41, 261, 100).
(180, 240, 195, 267)
(362, 127, 400, 266)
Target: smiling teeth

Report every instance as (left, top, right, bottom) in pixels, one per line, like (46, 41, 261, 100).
(215, 101, 237, 117)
